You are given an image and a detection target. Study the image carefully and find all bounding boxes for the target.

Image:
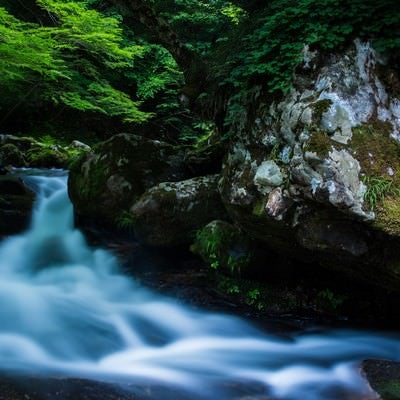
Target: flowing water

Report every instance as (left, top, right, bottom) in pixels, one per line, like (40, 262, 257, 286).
(0, 170, 399, 399)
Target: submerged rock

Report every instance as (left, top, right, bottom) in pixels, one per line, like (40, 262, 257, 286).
(0, 176, 35, 236)
(220, 40, 400, 290)
(130, 175, 227, 247)
(69, 133, 188, 225)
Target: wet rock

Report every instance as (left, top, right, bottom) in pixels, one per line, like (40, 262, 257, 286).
(361, 359, 400, 400)
(220, 40, 400, 290)
(0, 176, 35, 236)
(130, 175, 227, 247)
(69, 134, 187, 225)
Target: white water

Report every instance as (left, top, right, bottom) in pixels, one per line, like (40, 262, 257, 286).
(0, 170, 399, 399)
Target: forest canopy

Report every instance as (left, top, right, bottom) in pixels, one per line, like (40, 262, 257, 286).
(0, 0, 399, 140)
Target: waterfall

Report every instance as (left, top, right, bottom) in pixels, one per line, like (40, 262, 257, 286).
(0, 169, 398, 399)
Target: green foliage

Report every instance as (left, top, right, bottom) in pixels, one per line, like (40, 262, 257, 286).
(0, 1, 149, 123)
(154, 0, 247, 54)
(363, 176, 400, 210)
(221, 0, 400, 127)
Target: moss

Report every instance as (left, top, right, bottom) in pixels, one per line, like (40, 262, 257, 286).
(351, 121, 399, 178)
(27, 146, 69, 168)
(304, 129, 333, 158)
(351, 121, 400, 222)
(374, 197, 400, 237)
(375, 381, 400, 400)
(310, 99, 332, 123)
(252, 200, 266, 216)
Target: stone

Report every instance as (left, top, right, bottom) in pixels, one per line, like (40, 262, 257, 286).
(0, 144, 26, 167)
(68, 133, 188, 225)
(130, 175, 227, 247)
(361, 359, 400, 400)
(69, 140, 91, 151)
(219, 40, 400, 290)
(254, 160, 284, 193)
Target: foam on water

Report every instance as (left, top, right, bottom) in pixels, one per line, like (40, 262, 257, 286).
(0, 169, 399, 399)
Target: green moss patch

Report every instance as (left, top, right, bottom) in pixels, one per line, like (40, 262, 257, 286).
(351, 121, 399, 178)
(351, 121, 400, 232)
(310, 99, 333, 123)
(304, 130, 333, 158)
(375, 381, 400, 400)
(374, 197, 400, 236)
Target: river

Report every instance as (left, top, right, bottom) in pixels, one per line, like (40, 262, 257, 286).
(0, 169, 398, 399)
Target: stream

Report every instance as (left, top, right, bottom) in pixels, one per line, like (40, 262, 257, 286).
(0, 169, 399, 399)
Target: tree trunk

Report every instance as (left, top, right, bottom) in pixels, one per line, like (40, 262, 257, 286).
(109, 0, 209, 106)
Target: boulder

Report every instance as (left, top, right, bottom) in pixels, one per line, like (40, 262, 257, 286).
(220, 40, 400, 290)
(361, 359, 400, 400)
(0, 143, 26, 167)
(130, 175, 227, 247)
(68, 134, 187, 225)
(0, 176, 35, 236)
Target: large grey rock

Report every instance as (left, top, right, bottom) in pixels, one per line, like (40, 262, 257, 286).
(69, 134, 188, 225)
(220, 40, 400, 289)
(130, 175, 227, 247)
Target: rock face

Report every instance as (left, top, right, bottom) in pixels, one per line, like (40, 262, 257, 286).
(69, 134, 188, 225)
(220, 40, 400, 289)
(130, 175, 227, 247)
(0, 176, 35, 236)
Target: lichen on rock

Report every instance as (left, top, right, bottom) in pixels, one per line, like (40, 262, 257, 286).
(220, 39, 400, 289)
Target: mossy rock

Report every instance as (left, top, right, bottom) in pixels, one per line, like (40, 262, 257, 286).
(361, 360, 400, 400)
(130, 175, 227, 247)
(27, 145, 69, 168)
(191, 220, 254, 277)
(0, 144, 26, 167)
(68, 134, 188, 225)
